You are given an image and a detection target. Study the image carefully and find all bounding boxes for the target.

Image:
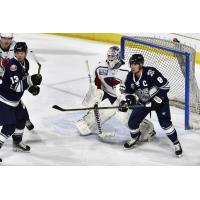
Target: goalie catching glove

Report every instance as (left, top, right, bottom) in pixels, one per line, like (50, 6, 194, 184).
(82, 83, 104, 107)
(118, 95, 137, 112)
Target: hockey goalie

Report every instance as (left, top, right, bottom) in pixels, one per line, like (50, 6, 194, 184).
(75, 46, 156, 141)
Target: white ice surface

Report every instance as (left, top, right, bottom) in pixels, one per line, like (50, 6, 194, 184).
(1, 33, 200, 166)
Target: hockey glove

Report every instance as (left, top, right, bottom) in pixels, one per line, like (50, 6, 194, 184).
(125, 95, 137, 107)
(119, 84, 126, 94)
(118, 100, 129, 112)
(118, 95, 136, 112)
(28, 85, 40, 96)
(31, 74, 42, 85)
(151, 96, 164, 110)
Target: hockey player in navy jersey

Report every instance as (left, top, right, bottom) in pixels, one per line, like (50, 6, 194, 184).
(75, 46, 155, 140)
(119, 54, 182, 157)
(0, 42, 42, 162)
(0, 33, 35, 132)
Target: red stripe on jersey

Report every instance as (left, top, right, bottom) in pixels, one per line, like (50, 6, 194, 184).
(1, 58, 9, 68)
(95, 70, 102, 89)
(104, 77, 121, 87)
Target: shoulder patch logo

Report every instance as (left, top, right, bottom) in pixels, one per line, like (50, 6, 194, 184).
(99, 69, 108, 75)
(147, 69, 155, 77)
(10, 64, 17, 72)
(131, 83, 135, 89)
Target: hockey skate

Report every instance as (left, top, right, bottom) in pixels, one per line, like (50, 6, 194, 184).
(25, 120, 34, 131)
(124, 132, 141, 150)
(174, 143, 183, 158)
(13, 141, 31, 152)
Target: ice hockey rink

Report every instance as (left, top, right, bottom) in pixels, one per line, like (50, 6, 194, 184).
(1, 33, 200, 166)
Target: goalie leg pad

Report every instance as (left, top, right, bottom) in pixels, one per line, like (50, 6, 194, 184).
(139, 119, 155, 142)
(115, 111, 155, 142)
(114, 110, 131, 126)
(75, 98, 117, 136)
(75, 118, 92, 136)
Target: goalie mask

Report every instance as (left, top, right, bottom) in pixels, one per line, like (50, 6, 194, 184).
(107, 46, 124, 69)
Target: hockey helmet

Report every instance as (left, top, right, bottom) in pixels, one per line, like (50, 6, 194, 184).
(14, 42, 28, 54)
(129, 54, 144, 66)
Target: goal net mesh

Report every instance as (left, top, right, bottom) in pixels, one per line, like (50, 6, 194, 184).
(121, 36, 200, 128)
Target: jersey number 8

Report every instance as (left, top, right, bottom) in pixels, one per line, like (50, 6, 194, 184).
(157, 76, 163, 83)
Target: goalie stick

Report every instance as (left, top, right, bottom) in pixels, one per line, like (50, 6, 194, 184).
(85, 60, 111, 137)
(85, 60, 92, 83)
(94, 103, 103, 135)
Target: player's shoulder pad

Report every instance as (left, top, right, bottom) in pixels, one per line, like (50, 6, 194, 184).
(95, 60, 108, 73)
(8, 57, 16, 64)
(9, 40, 17, 51)
(144, 66, 159, 77)
(5, 58, 18, 72)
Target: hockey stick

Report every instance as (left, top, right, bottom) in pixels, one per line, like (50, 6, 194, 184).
(30, 50, 42, 75)
(85, 60, 110, 137)
(52, 104, 146, 112)
(85, 60, 92, 83)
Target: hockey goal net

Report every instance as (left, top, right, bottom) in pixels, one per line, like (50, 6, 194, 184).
(120, 36, 200, 129)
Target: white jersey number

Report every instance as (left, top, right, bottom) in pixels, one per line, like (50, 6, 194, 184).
(10, 76, 19, 84)
(157, 76, 163, 83)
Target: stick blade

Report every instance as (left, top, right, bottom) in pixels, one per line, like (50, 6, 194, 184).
(52, 105, 65, 111)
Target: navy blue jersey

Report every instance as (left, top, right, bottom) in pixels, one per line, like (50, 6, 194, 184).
(0, 57, 30, 107)
(125, 66, 170, 103)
